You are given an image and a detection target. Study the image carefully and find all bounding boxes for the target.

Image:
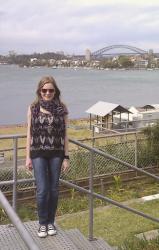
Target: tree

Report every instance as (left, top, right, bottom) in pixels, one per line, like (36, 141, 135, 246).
(143, 122, 159, 165)
(118, 56, 134, 68)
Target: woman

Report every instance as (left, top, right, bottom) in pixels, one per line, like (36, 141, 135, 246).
(26, 76, 69, 238)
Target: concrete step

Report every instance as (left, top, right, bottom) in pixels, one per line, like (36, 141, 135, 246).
(135, 229, 159, 241)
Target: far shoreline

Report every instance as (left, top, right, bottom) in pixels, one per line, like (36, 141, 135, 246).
(0, 117, 90, 129)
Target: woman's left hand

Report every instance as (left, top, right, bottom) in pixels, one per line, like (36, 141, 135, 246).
(62, 159, 70, 172)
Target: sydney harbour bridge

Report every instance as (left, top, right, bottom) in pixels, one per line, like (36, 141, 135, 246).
(89, 44, 155, 58)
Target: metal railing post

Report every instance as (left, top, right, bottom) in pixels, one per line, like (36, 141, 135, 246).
(13, 137, 18, 211)
(88, 149, 94, 241)
(92, 125, 95, 147)
(135, 132, 137, 167)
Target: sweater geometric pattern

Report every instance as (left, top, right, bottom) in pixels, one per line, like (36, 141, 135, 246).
(30, 110, 66, 152)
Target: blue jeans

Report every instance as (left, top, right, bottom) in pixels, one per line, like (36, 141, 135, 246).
(32, 157, 62, 225)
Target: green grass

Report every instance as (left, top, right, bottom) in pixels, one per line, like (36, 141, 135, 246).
(118, 236, 159, 250)
(57, 199, 159, 247)
(0, 202, 37, 224)
(1, 180, 159, 248)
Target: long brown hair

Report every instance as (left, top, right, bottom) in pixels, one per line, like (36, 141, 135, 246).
(32, 76, 61, 105)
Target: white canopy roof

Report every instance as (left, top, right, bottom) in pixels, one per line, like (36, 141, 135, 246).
(129, 106, 139, 114)
(86, 101, 130, 117)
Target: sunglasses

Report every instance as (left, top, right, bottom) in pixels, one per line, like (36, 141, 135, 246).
(41, 88, 55, 94)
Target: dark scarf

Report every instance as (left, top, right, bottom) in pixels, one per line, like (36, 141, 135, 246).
(32, 99, 68, 117)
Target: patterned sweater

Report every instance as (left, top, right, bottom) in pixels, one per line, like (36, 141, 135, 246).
(30, 108, 66, 159)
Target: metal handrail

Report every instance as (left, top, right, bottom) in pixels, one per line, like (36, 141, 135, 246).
(0, 190, 39, 250)
(1, 134, 159, 242)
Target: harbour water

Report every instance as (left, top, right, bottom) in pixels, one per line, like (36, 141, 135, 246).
(1, 64, 159, 125)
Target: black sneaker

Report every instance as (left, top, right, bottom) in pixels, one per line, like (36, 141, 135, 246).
(47, 224, 57, 236)
(38, 225, 47, 238)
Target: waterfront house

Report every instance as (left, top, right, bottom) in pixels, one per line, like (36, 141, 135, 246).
(86, 101, 131, 131)
(114, 104, 159, 129)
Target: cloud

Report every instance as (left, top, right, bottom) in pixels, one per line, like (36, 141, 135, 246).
(0, 0, 159, 54)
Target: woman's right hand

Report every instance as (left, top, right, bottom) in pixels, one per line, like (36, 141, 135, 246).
(26, 157, 32, 171)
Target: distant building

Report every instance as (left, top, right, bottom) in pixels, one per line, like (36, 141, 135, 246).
(85, 49, 91, 61)
(30, 58, 37, 63)
(149, 49, 154, 55)
(114, 104, 159, 129)
(135, 59, 148, 69)
(86, 101, 159, 132)
(49, 59, 56, 64)
(86, 101, 131, 131)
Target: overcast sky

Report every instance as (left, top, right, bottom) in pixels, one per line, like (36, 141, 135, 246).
(1, 0, 159, 55)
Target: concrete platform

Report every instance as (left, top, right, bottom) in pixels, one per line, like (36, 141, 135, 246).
(136, 229, 159, 241)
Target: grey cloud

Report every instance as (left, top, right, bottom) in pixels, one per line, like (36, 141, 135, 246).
(1, 0, 159, 54)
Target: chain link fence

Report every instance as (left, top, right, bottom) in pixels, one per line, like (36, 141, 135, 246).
(0, 136, 33, 192)
(63, 131, 157, 181)
(0, 131, 157, 192)
(0, 165, 33, 192)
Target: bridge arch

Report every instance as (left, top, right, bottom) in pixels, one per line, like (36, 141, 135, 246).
(92, 45, 148, 57)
